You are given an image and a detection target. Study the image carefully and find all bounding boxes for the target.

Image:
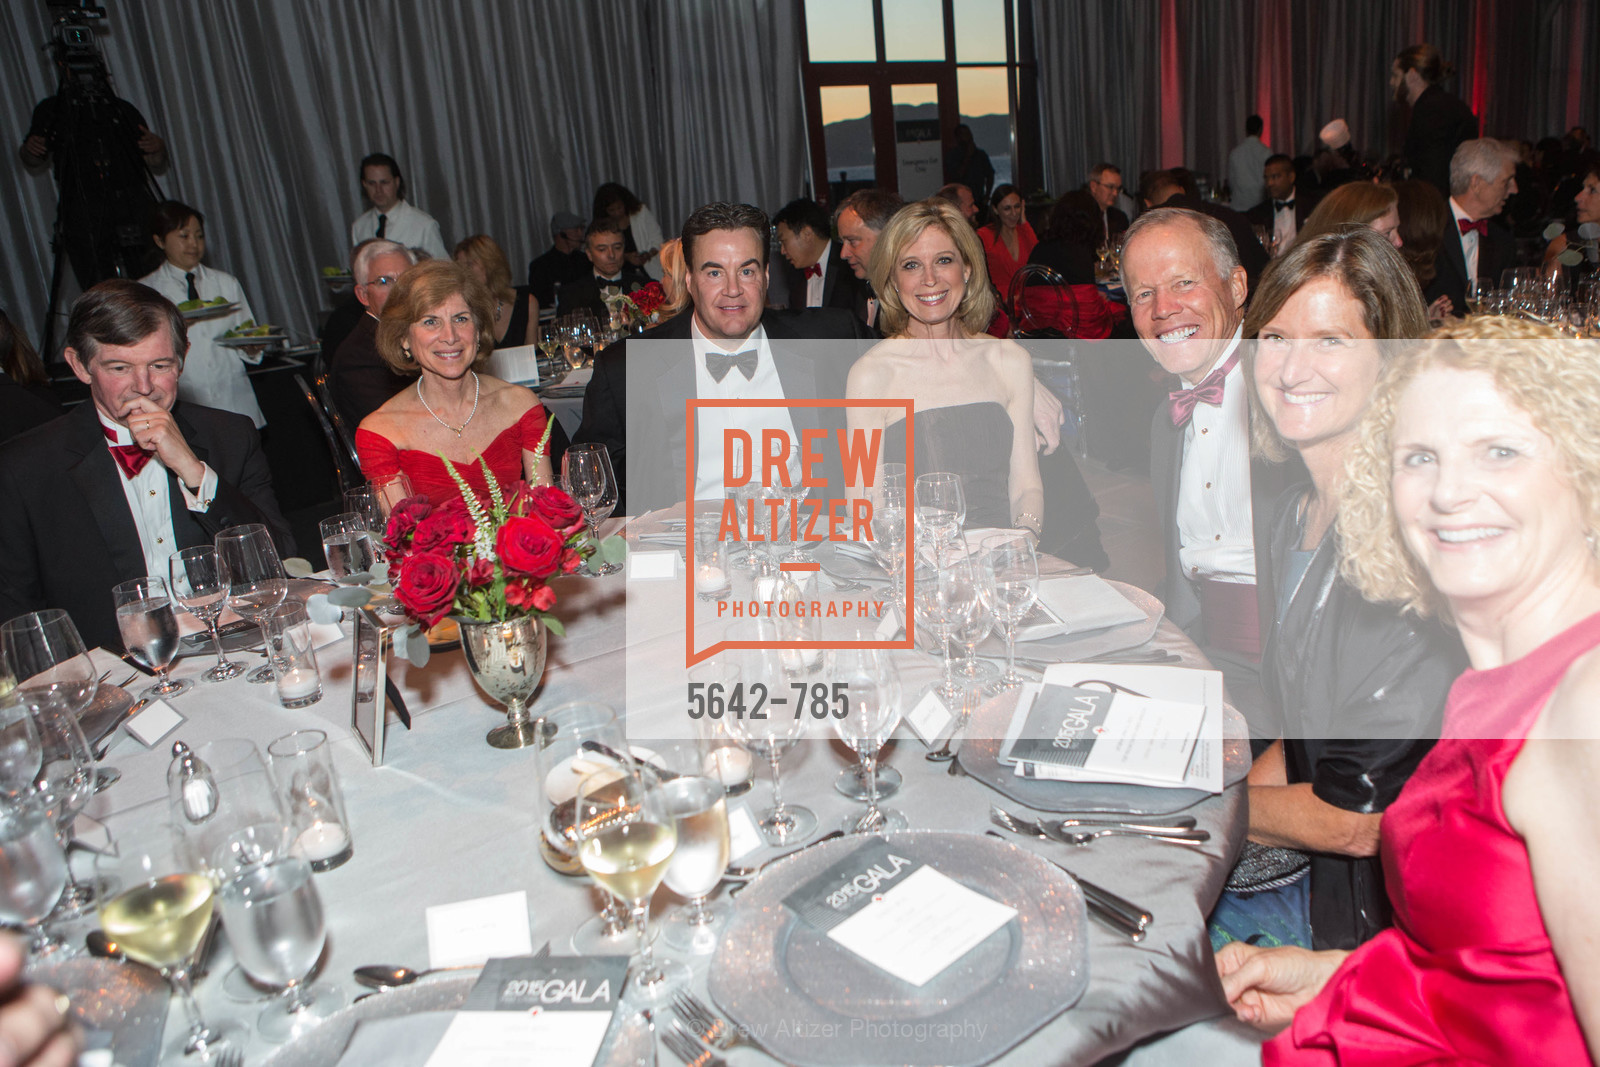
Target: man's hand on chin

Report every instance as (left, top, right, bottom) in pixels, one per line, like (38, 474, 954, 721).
(124, 398, 206, 488)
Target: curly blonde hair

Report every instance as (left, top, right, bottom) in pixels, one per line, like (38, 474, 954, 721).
(375, 260, 496, 377)
(1337, 316, 1600, 618)
(869, 198, 995, 337)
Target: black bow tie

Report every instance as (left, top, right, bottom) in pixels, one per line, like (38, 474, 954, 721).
(705, 349, 758, 383)
(1273, 199, 1294, 212)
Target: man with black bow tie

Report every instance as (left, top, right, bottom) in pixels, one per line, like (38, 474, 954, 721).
(1246, 155, 1314, 256)
(1120, 208, 1294, 720)
(558, 217, 651, 320)
(0, 281, 292, 649)
(573, 202, 874, 514)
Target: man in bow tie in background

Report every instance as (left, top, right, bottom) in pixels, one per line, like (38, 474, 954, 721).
(573, 201, 874, 514)
(1426, 138, 1518, 319)
(1120, 208, 1295, 722)
(0, 280, 292, 649)
(1246, 155, 1315, 256)
(771, 197, 865, 317)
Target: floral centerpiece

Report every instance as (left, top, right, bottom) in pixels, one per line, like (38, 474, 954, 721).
(603, 281, 667, 330)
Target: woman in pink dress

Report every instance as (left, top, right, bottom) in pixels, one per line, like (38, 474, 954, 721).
(355, 260, 553, 505)
(1217, 316, 1600, 1063)
(978, 184, 1037, 304)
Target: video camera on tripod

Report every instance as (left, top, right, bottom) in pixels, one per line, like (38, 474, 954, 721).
(47, 1, 112, 96)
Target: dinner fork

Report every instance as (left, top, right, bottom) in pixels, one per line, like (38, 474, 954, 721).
(662, 1019, 727, 1067)
(206, 1044, 243, 1067)
(671, 990, 744, 1050)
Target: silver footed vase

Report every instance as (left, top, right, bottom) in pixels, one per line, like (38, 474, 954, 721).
(459, 617, 549, 749)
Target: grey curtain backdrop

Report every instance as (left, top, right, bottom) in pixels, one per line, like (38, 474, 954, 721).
(2, 0, 807, 351)
(1036, 0, 1599, 199)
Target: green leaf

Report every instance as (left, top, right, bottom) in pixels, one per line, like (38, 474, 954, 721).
(1557, 249, 1584, 266)
(1543, 221, 1567, 241)
(283, 557, 317, 579)
(328, 586, 375, 608)
(598, 535, 628, 565)
(541, 615, 566, 637)
(404, 625, 431, 668)
(342, 571, 374, 586)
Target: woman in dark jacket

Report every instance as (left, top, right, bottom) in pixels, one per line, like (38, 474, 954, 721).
(1223, 228, 1466, 951)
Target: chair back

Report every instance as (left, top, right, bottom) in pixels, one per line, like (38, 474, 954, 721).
(292, 372, 363, 495)
(1008, 264, 1080, 339)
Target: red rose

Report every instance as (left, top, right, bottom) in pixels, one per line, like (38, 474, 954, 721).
(467, 558, 495, 587)
(631, 282, 665, 317)
(412, 499, 474, 553)
(526, 486, 585, 535)
(394, 551, 459, 627)
(530, 584, 557, 612)
(496, 515, 563, 577)
(385, 495, 433, 550)
(560, 547, 584, 574)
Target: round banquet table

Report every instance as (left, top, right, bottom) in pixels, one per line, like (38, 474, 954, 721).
(61, 518, 1250, 1066)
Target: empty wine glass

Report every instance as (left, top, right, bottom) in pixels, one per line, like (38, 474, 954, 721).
(724, 623, 817, 846)
(216, 524, 289, 684)
(979, 534, 1040, 689)
(915, 545, 981, 705)
(113, 577, 194, 700)
(914, 471, 966, 562)
(0, 698, 42, 800)
(97, 799, 236, 1057)
(0, 796, 69, 959)
(0, 609, 98, 717)
(563, 443, 620, 575)
(370, 471, 415, 519)
(868, 483, 909, 608)
(831, 637, 906, 833)
(169, 546, 244, 682)
(951, 586, 999, 689)
(319, 513, 378, 585)
(27, 691, 97, 917)
(574, 764, 688, 1003)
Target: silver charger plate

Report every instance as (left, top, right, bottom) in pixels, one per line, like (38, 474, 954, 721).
(813, 539, 891, 584)
(709, 830, 1088, 1066)
(179, 301, 238, 321)
(30, 955, 169, 1067)
(216, 332, 287, 348)
(175, 579, 336, 658)
(258, 973, 654, 1067)
(977, 581, 1163, 663)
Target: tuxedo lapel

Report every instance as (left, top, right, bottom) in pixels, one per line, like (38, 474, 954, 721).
(63, 406, 146, 581)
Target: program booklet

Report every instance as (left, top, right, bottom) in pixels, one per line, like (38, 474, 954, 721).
(998, 681, 1204, 787)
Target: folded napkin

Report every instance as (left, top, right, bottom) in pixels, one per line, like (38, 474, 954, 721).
(339, 1011, 454, 1067)
(1018, 575, 1146, 642)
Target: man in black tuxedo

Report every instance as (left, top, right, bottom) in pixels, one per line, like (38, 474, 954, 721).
(573, 202, 875, 515)
(1059, 163, 1130, 249)
(1120, 208, 1293, 721)
(0, 281, 292, 649)
(1143, 169, 1271, 294)
(1246, 155, 1316, 255)
(558, 218, 651, 320)
(331, 239, 416, 430)
(526, 211, 590, 309)
(1427, 138, 1519, 318)
(1392, 44, 1478, 197)
(770, 198, 867, 321)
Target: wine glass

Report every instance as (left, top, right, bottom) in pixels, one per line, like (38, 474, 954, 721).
(831, 637, 906, 833)
(370, 471, 415, 518)
(979, 534, 1040, 689)
(169, 546, 244, 681)
(649, 737, 732, 955)
(0, 609, 112, 790)
(211, 823, 343, 1041)
(27, 692, 97, 917)
(0, 796, 69, 959)
(915, 545, 981, 706)
(216, 524, 289, 684)
(724, 623, 817, 846)
(914, 472, 966, 562)
(113, 577, 194, 700)
(563, 444, 620, 575)
(1465, 278, 1491, 317)
(319, 513, 378, 584)
(0, 698, 42, 800)
(536, 325, 563, 378)
(97, 799, 235, 1057)
(951, 586, 999, 689)
(574, 765, 688, 1004)
(868, 483, 909, 608)
(341, 486, 392, 565)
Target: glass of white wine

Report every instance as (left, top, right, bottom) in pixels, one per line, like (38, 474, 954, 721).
(574, 764, 686, 1004)
(98, 799, 235, 1057)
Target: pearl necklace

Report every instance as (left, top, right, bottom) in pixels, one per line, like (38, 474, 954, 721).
(417, 371, 480, 437)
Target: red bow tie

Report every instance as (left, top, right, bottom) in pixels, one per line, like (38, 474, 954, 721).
(1458, 218, 1488, 237)
(1168, 348, 1242, 427)
(802, 263, 822, 279)
(102, 424, 155, 478)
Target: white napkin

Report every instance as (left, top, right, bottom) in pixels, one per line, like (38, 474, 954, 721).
(1019, 575, 1145, 642)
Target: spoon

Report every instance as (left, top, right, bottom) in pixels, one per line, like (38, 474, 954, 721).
(352, 962, 482, 990)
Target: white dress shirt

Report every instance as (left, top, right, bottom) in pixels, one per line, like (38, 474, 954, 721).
(1449, 197, 1480, 282)
(98, 412, 219, 580)
(1272, 198, 1298, 254)
(139, 261, 265, 427)
(1175, 330, 1255, 584)
(690, 320, 799, 501)
(350, 199, 448, 260)
(804, 245, 832, 308)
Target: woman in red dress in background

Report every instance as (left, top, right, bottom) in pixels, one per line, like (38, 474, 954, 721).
(355, 260, 553, 504)
(978, 184, 1037, 302)
(1217, 317, 1600, 1064)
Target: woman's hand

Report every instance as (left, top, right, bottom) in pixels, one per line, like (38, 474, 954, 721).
(1215, 941, 1349, 1034)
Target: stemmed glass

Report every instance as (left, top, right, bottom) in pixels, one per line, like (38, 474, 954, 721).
(832, 638, 906, 833)
(169, 546, 244, 682)
(868, 483, 909, 609)
(113, 577, 194, 700)
(27, 693, 98, 917)
(319, 513, 379, 584)
(0, 609, 114, 790)
(951, 591, 999, 689)
(0, 795, 69, 959)
(97, 799, 234, 1057)
(574, 765, 687, 1003)
(563, 444, 620, 575)
(979, 534, 1040, 690)
(914, 472, 966, 563)
(1465, 278, 1491, 317)
(0, 699, 42, 800)
(917, 546, 983, 705)
(724, 625, 817, 845)
(651, 737, 732, 955)
(216, 524, 289, 684)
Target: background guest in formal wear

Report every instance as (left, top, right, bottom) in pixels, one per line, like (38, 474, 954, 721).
(1221, 317, 1600, 1065)
(935, 182, 978, 224)
(526, 210, 589, 310)
(1247, 156, 1315, 257)
(979, 184, 1037, 305)
(355, 260, 552, 505)
(1061, 163, 1131, 250)
(0, 280, 291, 648)
(1428, 138, 1518, 319)
(1392, 43, 1479, 197)
(1393, 179, 1453, 322)
(1229, 115, 1274, 212)
(1150, 169, 1272, 293)
(331, 239, 416, 431)
(453, 235, 538, 348)
(1215, 230, 1463, 954)
(593, 182, 665, 280)
(0, 309, 60, 444)
(1293, 182, 1402, 250)
(349, 152, 448, 260)
(772, 197, 864, 317)
(834, 188, 905, 329)
(558, 218, 650, 320)
(138, 200, 266, 428)
(1023, 198, 1128, 339)
(1542, 162, 1599, 268)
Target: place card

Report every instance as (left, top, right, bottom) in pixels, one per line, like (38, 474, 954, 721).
(784, 840, 1016, 987)
(123, 700, 184, 748)
(423, 1012, 606, 1067)
(726, 802, 765, 860)
(874, 607, 902, 641)
(1001, 681, 1204, 787)
(904, 690, 954, 747)
(425, 891, 533, 970)
(626, 550, 679, 581)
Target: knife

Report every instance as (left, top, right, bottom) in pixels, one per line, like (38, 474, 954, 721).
(984, 831, 1150, 939)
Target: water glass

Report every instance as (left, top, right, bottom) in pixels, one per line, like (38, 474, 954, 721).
(724, 622, 817, 846)
(831, 638, 906, 834)
(0, 698, 42, 800)
(647, 736, 731, 955)
(0, 797, 69, 957)
(319, 513, 378, 584)
(268, 730, 353, 873)
(25, 691, 96, 917)
(979, 534, 1040, 689)
(113, 577, 194, 700)
(262, 604, 324, 709)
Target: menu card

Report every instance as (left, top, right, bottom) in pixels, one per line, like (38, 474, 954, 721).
(783, 840, 1016, 987)
(417, 957, 628, 1067)
(998, 681, 1204, 787)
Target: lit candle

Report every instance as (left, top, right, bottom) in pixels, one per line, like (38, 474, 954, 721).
(695, 563, 729, 594)
(702, 747, 754, 787)
(277, 667, 321, 701)
(294, 820, 350, 864)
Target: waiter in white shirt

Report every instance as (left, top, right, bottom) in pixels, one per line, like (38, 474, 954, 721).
(1121, 207, 1293, 721)
(349, 152, 448, 260)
